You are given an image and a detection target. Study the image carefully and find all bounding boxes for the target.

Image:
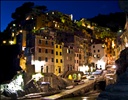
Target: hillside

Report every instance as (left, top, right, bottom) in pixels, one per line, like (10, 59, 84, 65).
(88, 12, 126, 32)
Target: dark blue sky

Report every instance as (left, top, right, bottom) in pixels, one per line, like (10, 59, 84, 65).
(1, 1, 123, 32)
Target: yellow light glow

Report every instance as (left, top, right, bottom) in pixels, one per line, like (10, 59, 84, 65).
(9, 41, 14, 45)
(68, 74, 72, 80)
(12, 33, 14, 37)
(20, 30, 22, 33)
(3, 40, 6, 44)
(126, 43, 128, 47)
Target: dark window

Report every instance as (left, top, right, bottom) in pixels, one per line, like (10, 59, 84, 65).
(51, 50, 54, 54)
(60, 52, 62, 55)
(38, 57, 41, 61)
(60, 59, 62, 63)
(94, 50, 95, 53)
(51, 42, 54, 46)
(93, 45, 95, 48)
(45, 41, 48, 45)
(39, 48, 41, 53)
(39, 39, 42, 44)
(56, 59, 58, 63)
(45, 49, 48, 53)
(45, 57, 48, 62)
(56, 45, 58, 48)
(51, 58, 54, 62)
(60, 46, 61, 49)
(98, 50, 100, 52)
(56, 51, 58, 55)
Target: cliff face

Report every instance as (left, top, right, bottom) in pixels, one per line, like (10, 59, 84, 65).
(97, 48, 128, 100)
(97, 68, 128, 100)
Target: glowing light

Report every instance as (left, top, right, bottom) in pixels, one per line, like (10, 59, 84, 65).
(68, 74, 72, 80)
(126, 43, 128, 47)
(3, 40, 6, 44)
(112, 65, 116, 69)
(12, 33, 14, 37)
(31, 60, 45, 73)
(20, 30, 22, 33)
(22, 47, 26, 51)
(9, 41, 14, 45)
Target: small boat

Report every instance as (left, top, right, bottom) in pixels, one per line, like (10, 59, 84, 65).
(66, 85, 74, 90)
(78, 81, 85, 85)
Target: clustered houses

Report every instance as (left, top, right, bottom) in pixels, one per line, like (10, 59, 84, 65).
(3, 10, 127, 78)
(9, 10, 92, 76)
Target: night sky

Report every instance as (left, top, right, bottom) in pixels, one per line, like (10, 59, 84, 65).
(1, 1, 123, 32)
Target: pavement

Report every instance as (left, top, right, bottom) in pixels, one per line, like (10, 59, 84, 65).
(41, 79, 95, 100)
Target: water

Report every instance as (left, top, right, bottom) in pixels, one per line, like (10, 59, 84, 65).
(61, 96, 97, 100)
(61, 91, 99, 100)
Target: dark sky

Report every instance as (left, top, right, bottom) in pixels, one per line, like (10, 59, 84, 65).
(1, 1, 123, 32)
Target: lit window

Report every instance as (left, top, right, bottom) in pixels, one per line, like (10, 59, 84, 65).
(13, 24, 16, 26)
(93, 55, 97, 58)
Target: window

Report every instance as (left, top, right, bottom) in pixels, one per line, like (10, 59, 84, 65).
(56, 45, 58, 48)
(60, 52, 62, 55)
(60, 46, 61, 49)
(45, 49, 48, 53)
(94, 50, 95, 53)
(38, 48, 41, 53)
(51, 42, 54, 46)
(45, 57, 48, 62)
(79, 54, 81, 59)
(67, 49, 70, 53)
(93, 45, 95, 48)
(93, 54, 97, 58)
(38, 57, 42, 61)
(39, 39, 42, 44)
(51, 50, 54, 54)
(56, 51, 58, 55)
(51, 58, 54, 62)
(97, 54, 100, 58)
(98, 50, 100, 52)
(45, 41, 48, 45)
(60, 59, 62, 63)
(56, 59, 58, 63)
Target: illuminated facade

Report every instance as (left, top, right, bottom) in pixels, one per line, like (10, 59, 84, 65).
(54, 43, 64, 75)
(91, 43, 107, 70)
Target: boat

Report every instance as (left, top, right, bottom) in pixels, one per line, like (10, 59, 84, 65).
(66, 85, 74, 90)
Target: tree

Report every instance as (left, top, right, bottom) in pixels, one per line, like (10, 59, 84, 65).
(11, 2, 35, 20)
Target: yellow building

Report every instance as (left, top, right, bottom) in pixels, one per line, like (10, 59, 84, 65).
(54, 43, 64, 75)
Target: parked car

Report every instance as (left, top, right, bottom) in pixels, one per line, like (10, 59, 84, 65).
(88, 75, 95, 80)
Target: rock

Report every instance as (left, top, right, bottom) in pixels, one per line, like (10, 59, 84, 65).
(97, 48, 128, 100)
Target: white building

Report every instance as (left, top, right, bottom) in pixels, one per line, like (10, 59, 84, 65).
(91, 43, 107, 70)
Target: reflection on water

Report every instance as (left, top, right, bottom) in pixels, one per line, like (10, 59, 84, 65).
(61, 96, 97, 100)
